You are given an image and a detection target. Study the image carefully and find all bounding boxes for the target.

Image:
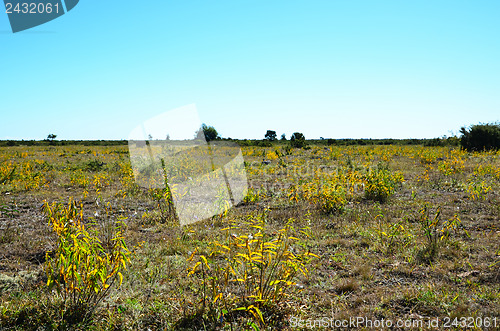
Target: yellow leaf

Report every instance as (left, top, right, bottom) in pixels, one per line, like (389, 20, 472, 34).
(200, 256, 210, 270)
(213, 293, 222, 304)
(188, 262, 201, 276)
(247, 305, 264, 323)
(187, 248, 197, 261)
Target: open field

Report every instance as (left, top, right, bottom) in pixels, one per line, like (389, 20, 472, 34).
(0, 144, 499, 330)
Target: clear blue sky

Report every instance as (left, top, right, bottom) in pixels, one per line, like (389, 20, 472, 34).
(1, 1, 499, 140)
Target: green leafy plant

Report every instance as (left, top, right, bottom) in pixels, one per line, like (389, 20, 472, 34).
(84, 159, 105, 172)
(311, 184, 346, 214)
(0, 161, 16, 185)
(375, 206, 414, 254)
(0, 200, 18, 226)
(466, 180, 492, 200)
(417, 205, 468, 262)
(187, 216, 318, 327)
(243, 187, 261, 204)
(148, 159, 179, 224)
(363, 168, 404, 202)
(43, 198, 139, 323)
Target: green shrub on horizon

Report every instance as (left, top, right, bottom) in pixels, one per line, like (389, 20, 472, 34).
(460, 122, 500, 152)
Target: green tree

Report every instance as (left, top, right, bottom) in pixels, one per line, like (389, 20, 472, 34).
(460, 123, 500, 152)
(290, 132, 306, 148)
(47, 134, 57, 141)
(280, 133, 287, 141)
(195, 124, 220, 142)
(265, 130, 277, 141)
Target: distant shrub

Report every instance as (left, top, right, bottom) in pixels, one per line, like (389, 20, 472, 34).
(424, 138, 445, 147)
(424, 136, 463, 147)
(258, 140, 273, 147)
(84, 159, 105, 172)
(327, 139, 336, 146)
(290, 132, 306, 148)
(460, 123, 500, 152)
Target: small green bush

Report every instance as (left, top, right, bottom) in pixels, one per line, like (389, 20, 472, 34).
(43, 199, 138, 323)
(363, 169, 404, 202)
(187, 217, 317, 328)
(84, 159, 105, 172)
(0, 161, 16, 185)
(417, 205, 468, 263)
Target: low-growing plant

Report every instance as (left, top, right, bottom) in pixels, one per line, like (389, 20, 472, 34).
(375, 206, 414, 254)
(69, 169, 89, 189)
(466, 180, 492, 200)
(0, 200, 17, 218)
(363, 168, 404, 202)
(148, 159, 179, 224)
(0, 162, 16, 185)
(43, 198, 138, 324)
(84, 159, 106, 172)
(437, 157, 465, 176)
(417, 205, 468, 263)
(117, 163, 141, 197)
(186, 216, 318, 328)
(418, 206, 441, 262)
(243, 187, 260, 204)
(311, 184, 346, 214)
(282, 145, 292, 155)
(93, 173, 110, 190)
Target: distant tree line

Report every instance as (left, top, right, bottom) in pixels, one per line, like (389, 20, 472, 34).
(3, 122, 499, 150)
(0, 140, 128, 147)
(234, 137, 460, 148)
(0, 137, 459, 148)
